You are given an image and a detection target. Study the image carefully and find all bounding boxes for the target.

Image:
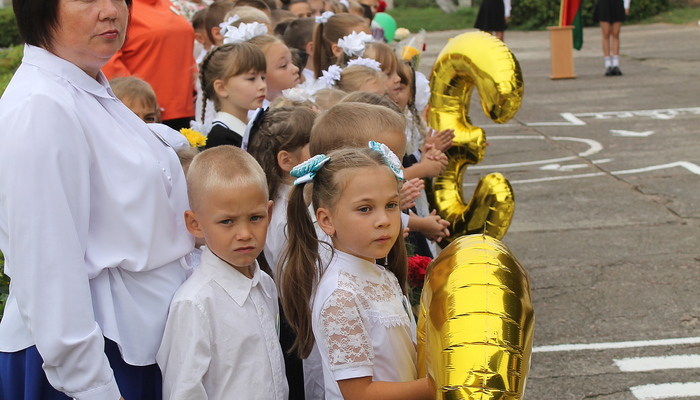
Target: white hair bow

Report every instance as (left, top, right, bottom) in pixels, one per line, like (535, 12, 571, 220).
(223, 22, 268, 44)
(337, 31, 374, 57)
(339, 0, 350, 8)
(219, 15, 240, 36)
(347, 57, 382, 72)
(318, 65, 342, 88)
(315, 11, 334, 24)
(282, 87, 316, 103)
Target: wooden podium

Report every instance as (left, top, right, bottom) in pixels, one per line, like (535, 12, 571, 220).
(547, 26, 576, 79)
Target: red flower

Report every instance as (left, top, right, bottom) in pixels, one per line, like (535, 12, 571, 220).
(407, 255, 431, 289)
(377, 0, 386, 12)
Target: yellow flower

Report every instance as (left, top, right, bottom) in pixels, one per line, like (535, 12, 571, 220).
(179, 128, 207, 148)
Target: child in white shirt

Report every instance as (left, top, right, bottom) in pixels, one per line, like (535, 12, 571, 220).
(280, 145, 431, 400)
(157, 145, 288, 400)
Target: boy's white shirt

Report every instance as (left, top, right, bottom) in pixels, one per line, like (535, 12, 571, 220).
(157, 247, 289, 400)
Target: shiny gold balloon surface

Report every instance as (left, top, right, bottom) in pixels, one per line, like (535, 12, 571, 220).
(417, 235, 534, 399)
(427, 31, 523, 245)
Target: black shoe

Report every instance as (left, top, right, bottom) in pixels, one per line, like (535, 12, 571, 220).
(605, 67, 613, 76)
(612, 66, 622, 76)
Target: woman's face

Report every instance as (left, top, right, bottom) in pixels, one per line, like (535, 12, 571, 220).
(52, 0, 128, 78)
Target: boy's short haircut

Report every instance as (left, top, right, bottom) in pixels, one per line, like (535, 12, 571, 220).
(233, 0, 272, 15)
(110, 76, 157, 108)
(340, 91, 402, 114)
(259, 0, 278, 10)
(283, 18, 316, 51)
(191, 9, 207, 31)
(205, 1, 235, 43)
(309, 102, 406, 155)
(186, 145, 268, 213)
(227, 6, 272, 25)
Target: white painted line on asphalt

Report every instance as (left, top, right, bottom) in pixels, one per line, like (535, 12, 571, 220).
(532, 336, 700, 353)
(592, 158, 612, 164)
(539, 163, 589, 171)
(522, 107, 700, 126)
(469, 156, 577, 170)
(611, 129, 655, 137)
(630, 382, 700, 399)
(463, 161, 700, 187)
(614, 355, 700, 372)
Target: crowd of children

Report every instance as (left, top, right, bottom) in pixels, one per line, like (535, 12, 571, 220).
(109, 1, 457, 398)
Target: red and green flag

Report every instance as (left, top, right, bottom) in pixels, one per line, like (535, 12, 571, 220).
(561, 0, 583, 50)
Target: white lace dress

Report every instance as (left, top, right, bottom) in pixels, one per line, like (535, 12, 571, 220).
(312, 250, 417, 399)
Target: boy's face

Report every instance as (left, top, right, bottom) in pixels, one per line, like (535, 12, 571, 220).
(185, 182, 273, 276)
(123, 97, 157, 123)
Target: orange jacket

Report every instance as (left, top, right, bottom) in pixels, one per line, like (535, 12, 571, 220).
(103, 0, 197, 121)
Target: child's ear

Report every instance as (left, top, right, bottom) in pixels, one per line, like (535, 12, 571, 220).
(316, 207, 335, 238)
(305, 41, 314, 60)
(213, 79, 228, 100)
(330, 43, 343, 58)
(277, 150, 295, 174)
(267, 200, 274, 223)
(211, 26, 224, 46)
(184, 210, 205, 238)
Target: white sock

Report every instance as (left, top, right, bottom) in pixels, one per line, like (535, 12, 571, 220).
(604, 56, 612, 68)
(612, 55, 619, 67)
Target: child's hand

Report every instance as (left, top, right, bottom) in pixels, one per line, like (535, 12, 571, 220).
(399, 178, 424, 210)
(403, 226, 410, 238)
(416, 153, 447, 178)
(423, 129, 455, 153)
(421, 210, 451, 243)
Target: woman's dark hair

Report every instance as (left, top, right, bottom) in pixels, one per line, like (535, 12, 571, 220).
(14, 0, 132, 49)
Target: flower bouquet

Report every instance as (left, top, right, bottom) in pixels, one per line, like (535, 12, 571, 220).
(407, 255, 431, 316)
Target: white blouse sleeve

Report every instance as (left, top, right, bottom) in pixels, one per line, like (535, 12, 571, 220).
(504, 0, 511, 17)
(157, 299, 212, 400)
(319, 289, 374, 380)
(0, 94, 119, 399)
(624, 0, 630, 9)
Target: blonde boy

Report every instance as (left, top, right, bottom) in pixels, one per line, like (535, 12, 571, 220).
(157, 146, 288, 400)
(109, 76, 159, 123)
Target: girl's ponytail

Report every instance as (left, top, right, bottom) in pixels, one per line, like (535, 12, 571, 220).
(279, 182, 324, 358)
(312, 22, 327, 80)
(199, 46, 219, 124)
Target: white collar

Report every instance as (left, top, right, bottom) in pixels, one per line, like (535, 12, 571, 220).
(213, 111, 248, 135)
(23, 44, 114, 100)
(333, 249, 385, 279)
(199, 247, 272, 307)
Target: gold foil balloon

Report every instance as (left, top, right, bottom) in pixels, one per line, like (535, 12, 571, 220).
(416, 235, 534, 399)
(426, 31, 523, 244)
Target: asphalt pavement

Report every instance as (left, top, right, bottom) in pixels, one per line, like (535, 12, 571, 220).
(421, 22, 700, 399)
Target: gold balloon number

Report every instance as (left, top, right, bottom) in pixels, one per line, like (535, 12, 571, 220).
(426, 32, 524, 244)
(417, 235, 535, 399)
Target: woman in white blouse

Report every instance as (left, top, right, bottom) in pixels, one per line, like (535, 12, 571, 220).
(0, 0, 193, 399)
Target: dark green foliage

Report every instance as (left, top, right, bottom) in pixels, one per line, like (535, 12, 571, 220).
(0, 45, 23, 97)
(0, 8, 21, 48)
(510, 0, 671, 30)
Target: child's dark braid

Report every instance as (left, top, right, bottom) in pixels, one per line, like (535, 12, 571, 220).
(198, 46, 221, 124)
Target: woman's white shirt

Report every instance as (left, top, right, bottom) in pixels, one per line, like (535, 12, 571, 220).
(312, 250, 417, 399)
(264, 184, 292, 275)
(0, 45, 193, 400)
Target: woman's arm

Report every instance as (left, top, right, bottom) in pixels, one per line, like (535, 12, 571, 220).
(338, 376, 431, 400)
(0, 94, 120, 400)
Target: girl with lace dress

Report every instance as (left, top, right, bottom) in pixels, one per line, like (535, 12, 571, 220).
(280, 145, 431, 400)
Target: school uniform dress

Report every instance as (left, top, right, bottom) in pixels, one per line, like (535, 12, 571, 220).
(0, 45, 194, 400)
(594, 0, 630, 23)
(474, 0, 511, 32)
(312, 251, 418, 399)
(204, 111, 247, 149)
(157, 248, 289, 400)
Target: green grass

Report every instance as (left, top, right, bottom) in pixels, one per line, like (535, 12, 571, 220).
(387, 6, 479, 32)
(637, 6, 700, 23)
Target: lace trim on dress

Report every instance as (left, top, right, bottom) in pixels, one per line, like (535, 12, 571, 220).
(337, 269, 411, 328)
(320, 289, 374, 371)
